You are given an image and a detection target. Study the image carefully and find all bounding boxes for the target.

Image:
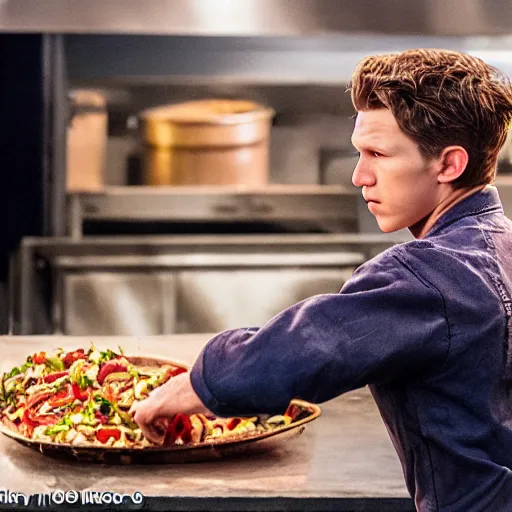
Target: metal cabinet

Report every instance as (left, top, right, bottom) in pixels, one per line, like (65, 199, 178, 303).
(61, 267, 355, 336)
(62, 272, 176, 335)
(13, 233, 411, 335)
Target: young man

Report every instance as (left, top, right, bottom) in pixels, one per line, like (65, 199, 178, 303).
(132, 49, 512, 511)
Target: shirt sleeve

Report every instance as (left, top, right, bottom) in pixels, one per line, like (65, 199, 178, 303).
(189, 249, 450, 417)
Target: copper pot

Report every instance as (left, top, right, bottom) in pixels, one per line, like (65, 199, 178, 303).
(139, 99, 275, 186)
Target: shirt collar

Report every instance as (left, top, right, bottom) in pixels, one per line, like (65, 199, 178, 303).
(424, 185, 503, 238)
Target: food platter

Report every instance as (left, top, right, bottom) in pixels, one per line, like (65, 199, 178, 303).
(0, 353, 321, 464)
(0, 399, 320, 464)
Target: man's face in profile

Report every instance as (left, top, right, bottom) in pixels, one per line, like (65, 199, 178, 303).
(351, 108, 442, 233)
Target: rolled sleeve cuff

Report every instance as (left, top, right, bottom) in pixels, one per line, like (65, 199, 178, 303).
(189, 344, 225, 415)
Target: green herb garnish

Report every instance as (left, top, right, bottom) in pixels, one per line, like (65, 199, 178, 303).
(99, 349, 119, 363)
(45, 417, 72, 436)
(0, 375, 7, 402)
(20, 361, 33, 372)
(6, 367, 20, 379)
(69, 361, 93, 390)
(78, 374, 93, 389)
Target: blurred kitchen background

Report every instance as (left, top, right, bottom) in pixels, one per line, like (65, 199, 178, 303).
(2, 0, 512, 336)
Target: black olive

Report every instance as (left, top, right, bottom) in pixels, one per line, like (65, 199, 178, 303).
(100, 402, 111, 415)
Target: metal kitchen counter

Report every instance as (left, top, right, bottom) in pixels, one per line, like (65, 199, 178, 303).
(0, 334, 414, 511)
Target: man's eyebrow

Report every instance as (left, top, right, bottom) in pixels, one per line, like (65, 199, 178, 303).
(352, 135, 395, 153)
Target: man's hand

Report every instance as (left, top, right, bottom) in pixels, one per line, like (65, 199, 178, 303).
(130, 372, 212, 445)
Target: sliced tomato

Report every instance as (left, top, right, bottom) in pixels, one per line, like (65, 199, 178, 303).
(32, 352, 46, 365)
(97, 361, 128, 385)
(63, 349, 87, 369)
(43, 370, 69, 384)
(96, 428, 121, 443)
(26, 391, 53, 410)
(164, 413, 193, 445)
(71, 383, 88, 401)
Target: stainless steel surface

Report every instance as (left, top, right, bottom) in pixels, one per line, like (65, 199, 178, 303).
(61, 267, 356, 336)
(68, 181, 512, 233)
(175, 268, 356, 333)
(1, 0, 512, 36)
(49, 252, 364, 336)
(15, 233, 411, 334)
(64, 35, 512, 88)
(53, 252, 366, 269)
(62, 273, 177, 335)
(68, 185, 359, 237)
(0, 334, 410, 504)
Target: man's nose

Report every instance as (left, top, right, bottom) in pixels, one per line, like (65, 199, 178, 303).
(352, 159, 375, 188)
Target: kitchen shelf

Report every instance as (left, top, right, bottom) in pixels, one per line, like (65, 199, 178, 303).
(67, 185, 359, 237)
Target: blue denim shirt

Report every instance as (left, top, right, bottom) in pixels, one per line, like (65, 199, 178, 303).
(190, 186, 512, 511)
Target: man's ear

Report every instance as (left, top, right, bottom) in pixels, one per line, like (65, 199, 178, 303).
(436, 146, 469, 184)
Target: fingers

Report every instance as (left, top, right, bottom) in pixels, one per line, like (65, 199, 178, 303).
(129, 373, 210, 445)
(130, 400, 166, 445)
(139, 419, 166, 445)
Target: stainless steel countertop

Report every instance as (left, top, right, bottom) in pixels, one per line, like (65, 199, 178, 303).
(0, 335, 410, 505)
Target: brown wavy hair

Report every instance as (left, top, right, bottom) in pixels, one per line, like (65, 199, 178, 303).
(349, 49, 512, 187)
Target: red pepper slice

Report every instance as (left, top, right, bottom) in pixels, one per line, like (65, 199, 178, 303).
(284, 403, 301, 421)
(226, 418, 242, 430)
(22, 409, 59, 435)
(33, 352, 46, 365)
(42, 371, 69, 384)
(165, 366, 188, 382)
(164, 413, 193, 445)
(96, 428, 121, 443)
(32, 413, 58, 426)
(26, 391, 53, 410)
(63, 349, 87, 369)
(48, 385, 74, 408)
(71, 383, 88, 401)
(97, 361, 128, 385)
(22, 409, 38, 429)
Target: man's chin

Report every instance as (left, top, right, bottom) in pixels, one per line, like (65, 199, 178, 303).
(375, 219, 404, 233)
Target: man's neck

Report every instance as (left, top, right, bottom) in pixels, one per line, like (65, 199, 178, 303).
(409, 185, 486, 239)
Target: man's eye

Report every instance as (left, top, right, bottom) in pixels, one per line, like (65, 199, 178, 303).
(373, 152, 383, 157)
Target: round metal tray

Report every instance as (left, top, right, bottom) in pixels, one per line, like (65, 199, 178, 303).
(0, 355, 321, 464)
